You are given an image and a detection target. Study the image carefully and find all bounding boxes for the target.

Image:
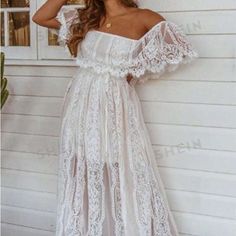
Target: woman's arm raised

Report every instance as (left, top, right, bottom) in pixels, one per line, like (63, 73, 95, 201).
(32, 0, 67, 29)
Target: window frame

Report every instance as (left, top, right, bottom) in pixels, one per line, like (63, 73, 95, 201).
(1, 0, 85, 61)
(0, 0, 37, 60)
(38, 0, 84, 60)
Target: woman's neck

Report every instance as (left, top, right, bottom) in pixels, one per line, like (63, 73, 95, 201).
(103, 0, 129, 17)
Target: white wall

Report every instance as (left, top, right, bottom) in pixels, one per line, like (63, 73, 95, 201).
(1, 0, 236, 235)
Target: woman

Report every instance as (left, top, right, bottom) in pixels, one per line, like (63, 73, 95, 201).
(33, 0, 198, 235)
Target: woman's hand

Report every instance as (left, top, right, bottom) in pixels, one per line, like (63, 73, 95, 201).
(32, 0, 67, 29)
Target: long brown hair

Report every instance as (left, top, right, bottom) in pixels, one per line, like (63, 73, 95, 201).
(67, 0, 138, 57)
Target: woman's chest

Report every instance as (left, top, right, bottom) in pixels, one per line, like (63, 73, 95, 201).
(78, 30, 137, 64)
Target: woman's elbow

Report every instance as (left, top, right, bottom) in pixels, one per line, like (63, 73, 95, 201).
(32, 13, 42, 25)
(32, 12, 48, 27)
(32, 13, 59, 29)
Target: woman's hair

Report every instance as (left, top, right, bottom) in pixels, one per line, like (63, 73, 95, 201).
(67, 0, 138, 57)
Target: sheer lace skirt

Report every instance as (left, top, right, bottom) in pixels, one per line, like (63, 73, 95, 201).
(56, 67, 180, 236)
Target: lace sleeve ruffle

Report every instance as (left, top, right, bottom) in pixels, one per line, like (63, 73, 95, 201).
(55, 7, 80, 47)
(130, 20, 198, 84)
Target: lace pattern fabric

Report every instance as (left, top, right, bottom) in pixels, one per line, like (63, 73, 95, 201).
(55, 6, 198, 236)
(55, 7, 80, 47)
(55, 7, 198, 83)
(130, 20, 198, 83)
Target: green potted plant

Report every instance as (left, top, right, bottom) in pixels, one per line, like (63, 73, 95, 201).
(1, 52, 9, 109)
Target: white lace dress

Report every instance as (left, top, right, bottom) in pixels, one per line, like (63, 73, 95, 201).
(55, 7, 198, 236)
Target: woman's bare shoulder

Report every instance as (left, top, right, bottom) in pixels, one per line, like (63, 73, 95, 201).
(135, 8, 166, 30)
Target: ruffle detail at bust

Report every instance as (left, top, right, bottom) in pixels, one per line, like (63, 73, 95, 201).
(55, 7, 198, 83)
(75, 21, 198, 83)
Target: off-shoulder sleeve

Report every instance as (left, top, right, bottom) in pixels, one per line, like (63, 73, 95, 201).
(130, 20, 198, 84)
(55, 7, 80, 46)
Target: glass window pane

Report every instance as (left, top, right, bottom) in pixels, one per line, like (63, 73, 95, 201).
(8, 12, 30, 46)
(1, 13, 4, 46)
(48, 29, 59, 46)
(1, 0, 30, 8)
